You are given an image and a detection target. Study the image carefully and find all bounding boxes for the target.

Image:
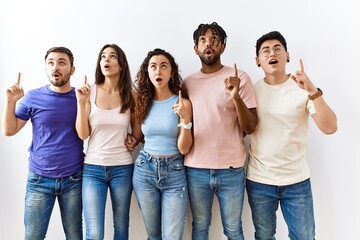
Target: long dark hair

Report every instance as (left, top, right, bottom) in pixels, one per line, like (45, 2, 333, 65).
(95, 44, 134, 113)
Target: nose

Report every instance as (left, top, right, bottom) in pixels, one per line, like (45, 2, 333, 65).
(269, 48, 277, 57)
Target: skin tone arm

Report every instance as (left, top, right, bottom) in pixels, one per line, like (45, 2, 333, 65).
(75, 76, 91, 140)
(1, 72, 27, 136)
(172, 91, 193, 155)
(125, 91, 144, 151)
(224, 64, 258, 135)
(291, 59, 337, 134)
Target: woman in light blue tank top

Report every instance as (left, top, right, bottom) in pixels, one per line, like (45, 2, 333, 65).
(130, 48, 193, 240)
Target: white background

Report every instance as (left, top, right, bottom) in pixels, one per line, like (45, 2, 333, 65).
(0, 0, 359, 239)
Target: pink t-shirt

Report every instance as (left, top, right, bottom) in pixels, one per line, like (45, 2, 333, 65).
(182, 66, 257, 169)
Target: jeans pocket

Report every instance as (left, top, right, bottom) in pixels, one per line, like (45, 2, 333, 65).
(135, 156, 148, 167)
(27, 171, 41, 184)
(69, 168, 83, 182)
(169, 158, 185, 171)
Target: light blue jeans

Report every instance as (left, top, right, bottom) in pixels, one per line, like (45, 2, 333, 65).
(82, 163, 134, 240)
(133, 149, 188, 240)
(24, 168, 83, 240)
(187, 167, 246, 240)
(246, 178, 315, 240)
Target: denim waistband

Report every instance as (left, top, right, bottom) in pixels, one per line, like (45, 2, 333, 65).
(140, 148, 183, 163)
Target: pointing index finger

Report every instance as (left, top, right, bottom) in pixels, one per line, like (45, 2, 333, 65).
(84, 75, 87, 85)
(16, 72, 21, 85)
(234, 63, 238, 78)
(178, 90, 183, 101)
(299, 59, 304, 72)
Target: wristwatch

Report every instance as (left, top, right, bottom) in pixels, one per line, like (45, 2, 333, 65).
(177, 122, 193, 129)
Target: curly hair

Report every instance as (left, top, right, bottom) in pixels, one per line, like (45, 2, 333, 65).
(95, 44, 135, 113)
(193, 22, 227, 46)
(133, 48, 182, 124)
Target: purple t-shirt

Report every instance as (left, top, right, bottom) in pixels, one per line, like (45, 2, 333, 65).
(15, 85, 84, 178)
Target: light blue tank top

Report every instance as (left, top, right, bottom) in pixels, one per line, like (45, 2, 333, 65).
(141, 95, 180, 155)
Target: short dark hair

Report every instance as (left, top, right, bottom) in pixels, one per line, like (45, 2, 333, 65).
(193, 22, 227, 46)
(44, 46, 74, 67)
(255, 31, 287, 57)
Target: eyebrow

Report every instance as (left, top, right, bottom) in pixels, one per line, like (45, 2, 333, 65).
(261, 44, 282, 50)
(47, 57, 68, 62)
(150, 61, 169, 65)
(102, 51, 117, 54)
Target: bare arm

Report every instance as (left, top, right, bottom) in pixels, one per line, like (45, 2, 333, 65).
(75, 76, 91, 140)
(1, 72, 27, 136)
(291, 59, 337, 134)
(310, 92, 337, 134)
(224, 64, 258, 135)
(173, 91, 193, 155)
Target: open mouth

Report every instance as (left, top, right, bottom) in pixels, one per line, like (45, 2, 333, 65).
(269, 59, 278, 65)
(52, 72, 61, 78)
(156, 77, 162, 82)
(104, 64, 110, 70)
(205, 48, 213, 58)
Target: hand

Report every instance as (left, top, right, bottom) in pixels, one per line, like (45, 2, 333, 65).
(5, 72, 24, 102)
(76, 75, 91, 103)
(291, 59, 317, 94)
(224, 63, 240, 98)
(125, 133, 138, 152)
(172, 90, 191, 122)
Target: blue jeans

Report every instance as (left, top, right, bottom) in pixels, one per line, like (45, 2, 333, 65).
(82, 163, 134, 240)
(246, 178, 315, 240)
(133, 149, 188, 240)
(24, 168, 83, 240)
(187, 167, 245, 240)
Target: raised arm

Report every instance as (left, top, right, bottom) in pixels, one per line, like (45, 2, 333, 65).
(1, 72, 27, 136)
(75, 76, 91, 140)
(224, 64, 258, 135)
(172, 91, 193, 155)
(291, 59, 337, 134)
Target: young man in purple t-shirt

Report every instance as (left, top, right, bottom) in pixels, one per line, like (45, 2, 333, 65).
(1, 47, 84, 240)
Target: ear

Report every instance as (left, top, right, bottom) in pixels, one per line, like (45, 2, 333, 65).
(220, 43, 226, 54)
(286, 52, 290, 63)
(194, 45, 199, 56)
(71, 66, 75, 75)
(256, 57, 260, 67)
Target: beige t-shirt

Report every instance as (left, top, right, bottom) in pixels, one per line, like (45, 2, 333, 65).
(247, 78, 316, 186)
(183, 66, 257, 169)
(84, 84, 133, 166)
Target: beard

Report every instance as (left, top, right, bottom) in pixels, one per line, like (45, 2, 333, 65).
(48, 72, 71, 87)
(199, 52, 221, 66)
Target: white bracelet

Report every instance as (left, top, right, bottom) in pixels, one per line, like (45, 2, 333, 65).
(177, 122, 192, 129)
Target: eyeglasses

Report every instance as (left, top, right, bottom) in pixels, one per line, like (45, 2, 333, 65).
(259, 46, 284, 57)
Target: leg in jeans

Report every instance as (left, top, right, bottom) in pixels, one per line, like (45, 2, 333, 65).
(187, 167, 214, 240)
(246, 179, 279, 240)
(82, 164, 108, 240)
(161, 155, 188, 240)
(133, 150, 161, 240)
(216, 167, 245, 240)
(24, 171, 56, 240)
(109, 164, 134, 240)
(58, 168, 83, 240)
(280, 179, 315, 240)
